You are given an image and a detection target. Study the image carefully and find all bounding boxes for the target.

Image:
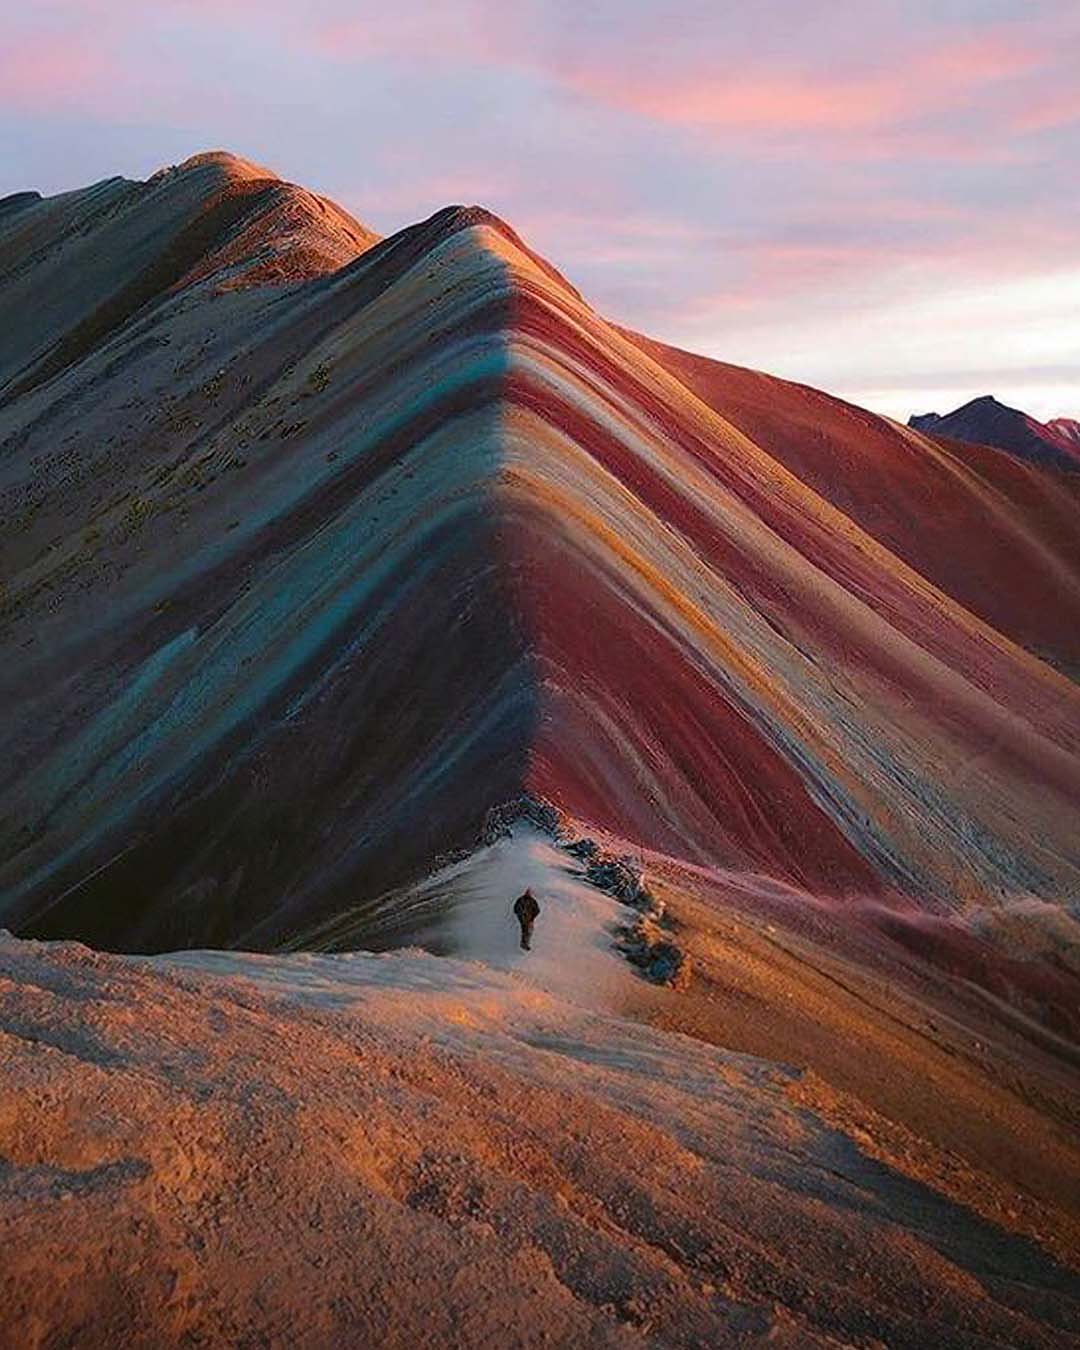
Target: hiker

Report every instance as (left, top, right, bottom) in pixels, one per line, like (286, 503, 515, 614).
(513, 889, 540, 951)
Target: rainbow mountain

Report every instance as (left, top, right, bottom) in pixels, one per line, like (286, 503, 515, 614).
(2, 151, 1079, 952)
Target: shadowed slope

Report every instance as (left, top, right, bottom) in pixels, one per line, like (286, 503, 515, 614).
(2, 165, 1079, 950)
(1, 209, 544, 948)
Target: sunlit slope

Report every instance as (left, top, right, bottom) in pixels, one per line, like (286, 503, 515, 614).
(6, 923, 1077, 1348)
(1, 176, 1078, 949)
(485, 231, 1079, 904)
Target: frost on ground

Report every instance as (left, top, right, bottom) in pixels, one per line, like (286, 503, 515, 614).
(1, 837, 1078, 1349)
(289, 826, 647, 1010)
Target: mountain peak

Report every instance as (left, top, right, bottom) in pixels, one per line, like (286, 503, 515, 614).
(0, 151, 380, 400)
(164, 149, 282, 183)
(1048, 416, 1080, 443)
(352, 200, 586, 308)
(430, 202, 509, 230)
(909, 395, 1079, 472)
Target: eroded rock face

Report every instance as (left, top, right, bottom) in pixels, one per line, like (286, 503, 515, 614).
(615, 916, 691, 990)
(584, 855, 651, 907)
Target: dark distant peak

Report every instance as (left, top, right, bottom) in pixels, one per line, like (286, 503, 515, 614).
(0, 190, 43, 224)
(910, 394, 1026, 434)
(909, 394, 1079, 473)
(956, 394, 1013, 416)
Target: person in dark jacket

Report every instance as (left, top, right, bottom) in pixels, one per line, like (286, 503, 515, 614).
(513, 889, 540, 950)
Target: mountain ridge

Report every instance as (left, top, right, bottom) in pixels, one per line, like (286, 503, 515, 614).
(0, 151, 380, 402)
(2, 153, 1079, 952)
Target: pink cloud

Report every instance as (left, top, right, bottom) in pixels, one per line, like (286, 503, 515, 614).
(311, 7, 515, 65)
(1010, 88, 1080, 134)
(560, 32, 1041, 140)
(0, 32, 111, 111)
(299, 13, 1058, 165)
(690, 212, 1078, 323)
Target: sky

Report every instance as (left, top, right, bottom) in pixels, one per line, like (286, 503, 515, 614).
(2, 0, 1078, 421)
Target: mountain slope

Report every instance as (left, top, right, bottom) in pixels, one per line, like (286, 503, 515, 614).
(1048, 416, 1080, 446)
(630, 338, 1080, 674)
(3, 152, 1080, 1347)
(0, 151, 378, 405)
(1, 162, 1079, 952)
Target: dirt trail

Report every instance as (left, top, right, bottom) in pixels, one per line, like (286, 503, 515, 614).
(296, 823, 645, 1011)
(438, 827, 637, 1007)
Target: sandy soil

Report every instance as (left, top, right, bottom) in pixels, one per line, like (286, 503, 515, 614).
(2, 831, 1078, 1347)
(634, 851, 1080, 1266)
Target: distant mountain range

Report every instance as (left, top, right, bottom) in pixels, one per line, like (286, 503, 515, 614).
(909, 395, 1080, 472)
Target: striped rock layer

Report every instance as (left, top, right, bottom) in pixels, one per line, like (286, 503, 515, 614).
(2, 154, 1078, 950)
